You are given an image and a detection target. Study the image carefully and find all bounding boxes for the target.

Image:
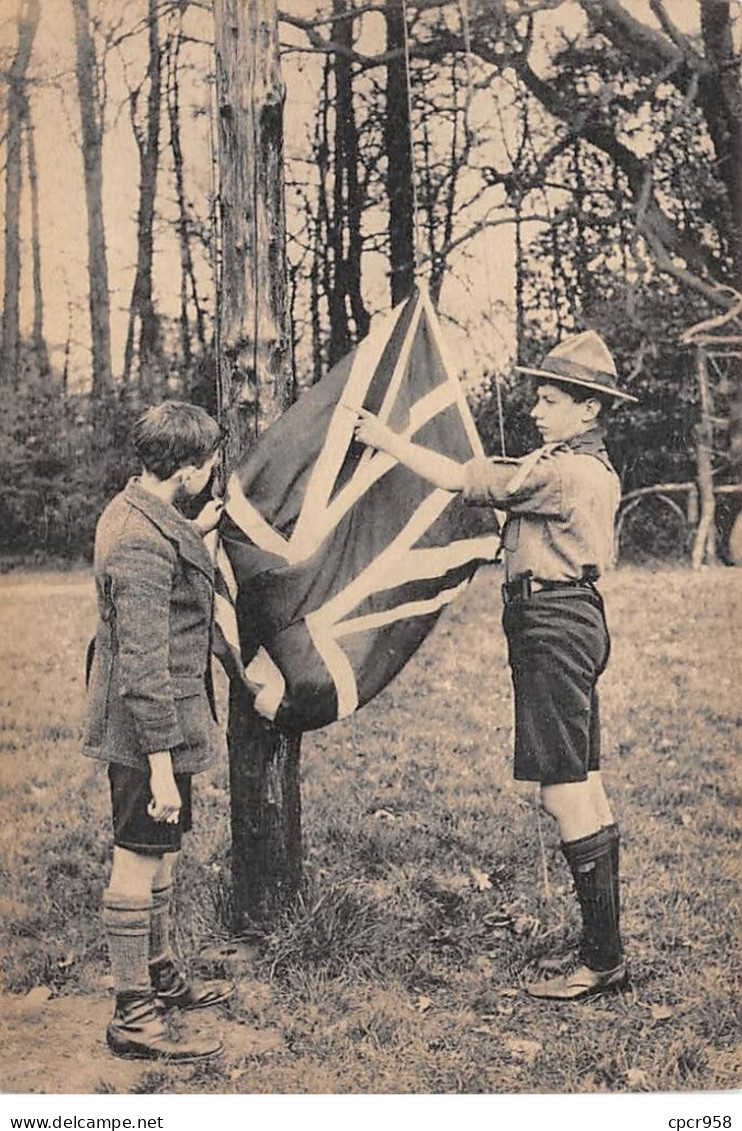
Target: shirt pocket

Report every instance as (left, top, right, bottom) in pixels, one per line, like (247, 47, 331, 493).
(171, 678, 211, 756)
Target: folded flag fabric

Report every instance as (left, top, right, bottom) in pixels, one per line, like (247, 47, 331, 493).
(213, 285, 500, 732)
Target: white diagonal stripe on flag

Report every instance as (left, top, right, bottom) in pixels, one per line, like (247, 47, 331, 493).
(376, 293, 424, 425)
(215, 542, 238, 602)
(407, 382, 458, 435)
(305, 617, 359, 719)
(226, 473, 291, 559)
(289, 301, 407, 557)
(419, 285, 484, 457)
(291, 380, 460, 562)
(310, 487, 457, 627)
(334, 579, 470, 639)
(214, 591, 240, 652)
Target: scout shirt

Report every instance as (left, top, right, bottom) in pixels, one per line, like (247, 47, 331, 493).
(462, 427, 620, 582)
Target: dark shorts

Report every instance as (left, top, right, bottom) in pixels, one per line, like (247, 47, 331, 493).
(502, 588, 610, 786)
(108, 763, 193, 856)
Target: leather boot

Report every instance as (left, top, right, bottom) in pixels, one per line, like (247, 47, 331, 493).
(150, 957, 234, 1012)
(526, 961, 628, 1000)
(106, 992, 222, 1061)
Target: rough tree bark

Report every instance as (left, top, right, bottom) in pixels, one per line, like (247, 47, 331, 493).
(315, 58, 332, 381)
(25, 106, 50, 376)
(327, 0, 352, 367)
(71, 0, 113, 399)
(166, 29, 206, 371)
(692, 346, 717, 567)
(122, 0, 163, 394)
(326, 0, 369, 366)
(1, 0, 40, 386)
(385, 2, 416, 306)
(214, 0, 301, 926)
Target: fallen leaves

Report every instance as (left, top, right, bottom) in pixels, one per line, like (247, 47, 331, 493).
(626, 1067, 650, 1089)
(469, 867, 492, 892)
(504, 1037, 543, 1066)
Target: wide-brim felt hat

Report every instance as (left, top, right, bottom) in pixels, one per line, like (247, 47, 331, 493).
(514, 330, 639, 403)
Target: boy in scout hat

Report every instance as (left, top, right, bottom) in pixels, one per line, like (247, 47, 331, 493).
(354, 330, 638, 1000)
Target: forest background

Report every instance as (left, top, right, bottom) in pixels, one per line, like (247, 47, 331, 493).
(1, 0, 740, 1099)
(0, 0, 741, 570)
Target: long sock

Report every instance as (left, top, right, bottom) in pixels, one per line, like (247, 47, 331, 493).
(562, 826, 622, 972)
(149, 883, 173, 967)
(603, 822, 620, 937)
(103, 890, 153, 997)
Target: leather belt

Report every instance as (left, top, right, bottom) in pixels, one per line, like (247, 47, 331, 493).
(501, 573, 597, 604)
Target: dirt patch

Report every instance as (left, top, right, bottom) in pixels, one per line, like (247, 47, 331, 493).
(0, 988, 282, 1094)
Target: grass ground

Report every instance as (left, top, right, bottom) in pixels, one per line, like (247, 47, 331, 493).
(0, 564, 739, 1094)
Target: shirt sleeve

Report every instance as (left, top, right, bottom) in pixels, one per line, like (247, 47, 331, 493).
(107, 534, 184, 756)
(462, 453, 563, 517)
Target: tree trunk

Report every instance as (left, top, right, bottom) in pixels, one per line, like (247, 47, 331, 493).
(385, 2, 415, 306)
(1, 0, 40, 386)
(25, 105, 50, 377)
(335, 1, 368, 348)
(214, 0, 301, 926)
(699, 0, 742, 472)
(71, 0, 113, 399)
(326, 0, 351, 367)
(692, 346, 717, 568)
(315, 58, 332, 382)
(699, 1, 742, 285)
(123, 0, 162, 395)
(167, 29, 206, 371)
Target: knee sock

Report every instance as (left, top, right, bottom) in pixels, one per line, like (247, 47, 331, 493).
(102, 890, 152, 998)
(562, 826, 622, 972)
(604, 822, 620, 936)
(149, 883, 173, 968)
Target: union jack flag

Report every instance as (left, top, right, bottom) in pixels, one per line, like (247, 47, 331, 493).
(212, 285, 499, 732)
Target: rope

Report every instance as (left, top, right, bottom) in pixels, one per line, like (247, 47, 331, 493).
(535, 786, 551, 903)
(458, 0, 507, 458)
(208, 69, 226, 492)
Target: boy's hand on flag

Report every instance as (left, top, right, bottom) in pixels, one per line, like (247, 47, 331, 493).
(193, 497, 225, 535)
(353, 407, 395, 454)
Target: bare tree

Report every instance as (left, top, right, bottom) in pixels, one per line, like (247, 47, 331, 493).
(24, 102, 50, 376)
(165, 25, 206, 372)
(71, 0, 113, 398)
(1, 0, 40, 386)
(385, 1, 415, 305)
(122, 0, 164, 394)
(325, 0, 369, 364)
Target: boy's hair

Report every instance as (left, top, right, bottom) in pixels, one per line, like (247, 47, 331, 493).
(132, 401, 221, 481)
(541, 379, 612, 414)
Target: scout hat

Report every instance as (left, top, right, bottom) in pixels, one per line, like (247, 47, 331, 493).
(514, 330, 639, 403)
